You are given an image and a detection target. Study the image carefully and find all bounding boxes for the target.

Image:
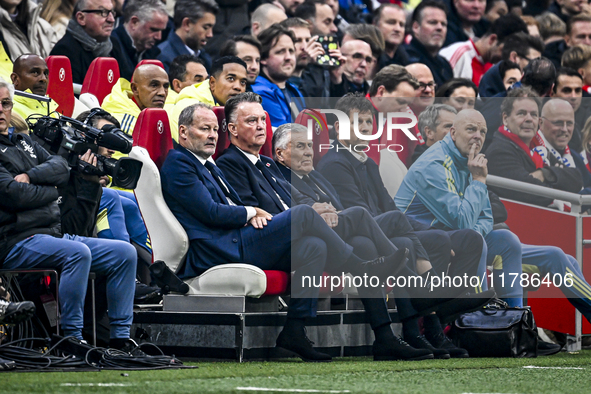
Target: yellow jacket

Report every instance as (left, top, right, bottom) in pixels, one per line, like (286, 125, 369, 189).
(101, 79, 140, 137)
(13, 89, 59, 123)
(0, 42, 12, 83)
(168, 79, 216, 141)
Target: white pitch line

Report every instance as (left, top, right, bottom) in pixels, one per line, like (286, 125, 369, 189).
(523, 366, 584, 370)
(61, 383, 133, 387)
(236, 387, 350, 393)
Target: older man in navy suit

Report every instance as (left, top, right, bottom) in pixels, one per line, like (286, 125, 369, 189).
(160, 102, 442, 362)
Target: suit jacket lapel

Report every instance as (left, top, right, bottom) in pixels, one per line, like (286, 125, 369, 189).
(179, 145, 229, 204)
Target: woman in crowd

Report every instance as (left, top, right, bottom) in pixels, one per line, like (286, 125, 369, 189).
(435, 78, 478, 113)
(40, 0, 77, 40)
(0, 0, 57, 61)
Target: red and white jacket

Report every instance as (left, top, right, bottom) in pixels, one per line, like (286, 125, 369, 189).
(439, 39, 492, 86)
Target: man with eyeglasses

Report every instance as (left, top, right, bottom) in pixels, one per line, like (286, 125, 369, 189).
(405, 0, 453, 87)
(338, 39, 373, 95)
(406, 63, 436, 116)
(50, 0, 123, 84)
(110, 0, 169, 81)
(535, 98, 591, 195)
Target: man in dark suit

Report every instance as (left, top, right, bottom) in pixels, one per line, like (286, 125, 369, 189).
(161, 102, 437, 362)
(157, 0, 217, 72)
(110, 0, 168, 81)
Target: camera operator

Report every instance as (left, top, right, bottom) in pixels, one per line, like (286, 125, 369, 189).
(0, 77, 141, 353)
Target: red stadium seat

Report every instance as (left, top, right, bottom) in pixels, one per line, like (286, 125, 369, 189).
(80, 57, 120, 106)
(45, 56, 75, 117)
(211, 106, 274, 160)
(295, 109, 330, 166)
(212, 106, 229, 160)
(132, 108, 173, 169)
(136, 59, 165, 71)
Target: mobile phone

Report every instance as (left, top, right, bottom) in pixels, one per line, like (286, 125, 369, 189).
(316, 36, 340, 68)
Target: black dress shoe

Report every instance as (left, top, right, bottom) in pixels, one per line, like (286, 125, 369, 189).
(361, 248, 409, 283)
(406, 335, 450, 359)
(0, 299, 35, 325)
(149, 261, 189, 294)
(373, 336, 434, 361)
(272, 328, 332, 362)
(407, 289, 496, 322)
(427, 332, 469, 358)
(538, 340, 562, 356)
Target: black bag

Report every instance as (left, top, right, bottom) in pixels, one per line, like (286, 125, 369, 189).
(448, 302, 538, 358)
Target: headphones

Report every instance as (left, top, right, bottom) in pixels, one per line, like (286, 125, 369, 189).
(83, 107, 111, 126)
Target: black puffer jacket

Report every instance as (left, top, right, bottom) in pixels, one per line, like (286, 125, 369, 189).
(0, 132, 69, 263)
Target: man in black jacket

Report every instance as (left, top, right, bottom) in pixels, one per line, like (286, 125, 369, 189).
(50, 0, 125, 84)
(405, 0, 453, 87)
(0, 79, 139, 352)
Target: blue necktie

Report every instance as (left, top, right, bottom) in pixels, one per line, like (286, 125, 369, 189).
(204, 161, 241, 205)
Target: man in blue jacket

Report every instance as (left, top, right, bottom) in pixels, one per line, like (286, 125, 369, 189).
(251, 24, 304, 128)
(396, 108, 591, 324)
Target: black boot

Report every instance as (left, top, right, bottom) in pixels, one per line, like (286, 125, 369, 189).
(373, 336, 435, 361)
(405, 335, 450, 359)
(426, 332, 469, 358)
(273, 319, 332, 362)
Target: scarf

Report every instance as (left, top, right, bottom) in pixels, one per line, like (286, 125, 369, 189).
(497, 125, 545, 169)
(66, 19, 112, 57)
(531, 131, 576, 168)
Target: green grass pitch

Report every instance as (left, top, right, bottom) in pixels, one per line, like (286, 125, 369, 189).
(3, 350, 591, 393)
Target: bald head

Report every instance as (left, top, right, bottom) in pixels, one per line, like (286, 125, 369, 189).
(541, 98, 574, 119)
(11, 54, 49, 96)
(450, 109, 487, 156)
(540, 99, 575, 151)
(252, 4, 287, 37)
(405, 63, 433, 80)
(130, 64, 169, 110)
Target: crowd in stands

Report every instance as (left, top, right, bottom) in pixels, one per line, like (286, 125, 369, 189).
(4, 0, 591, 363)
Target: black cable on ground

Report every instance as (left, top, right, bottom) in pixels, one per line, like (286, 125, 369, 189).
(0, 336, 194, 371)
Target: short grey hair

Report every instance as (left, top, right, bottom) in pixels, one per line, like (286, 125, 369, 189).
(124, 0, 168, 24)
(272, 123, 307, 160)
(417, 104, 457, 139)
(0, 77, 15, 100)
(178, 102, 214, 129)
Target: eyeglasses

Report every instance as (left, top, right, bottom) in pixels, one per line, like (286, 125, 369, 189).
(1, 100, 13, 111)
(345, 52, 374, 64)
(418, 82, 436, 91)
(542, 117, 574, 128)
(81, 9, 116, 18)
